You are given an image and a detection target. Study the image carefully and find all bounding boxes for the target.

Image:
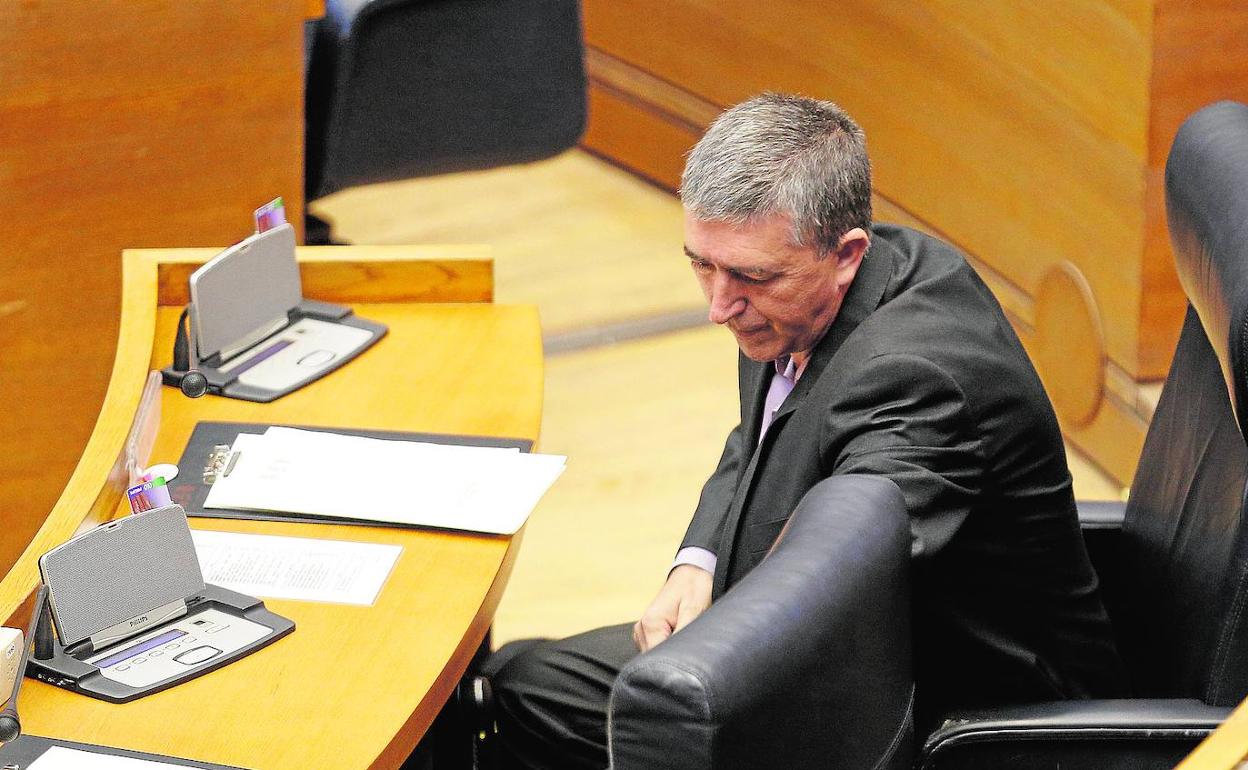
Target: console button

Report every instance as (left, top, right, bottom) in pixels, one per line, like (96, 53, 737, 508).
(297, 350, 336, 367)
(173, 646, 221, 666)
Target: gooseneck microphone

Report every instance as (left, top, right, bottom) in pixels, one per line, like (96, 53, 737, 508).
(172, 307, 208, 398)
(0, 584, 48, 743)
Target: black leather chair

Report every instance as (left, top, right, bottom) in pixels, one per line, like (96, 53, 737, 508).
(920, 100, 1248, 769)
(607, 475, 915, 770)
(304, 0, 587, 241)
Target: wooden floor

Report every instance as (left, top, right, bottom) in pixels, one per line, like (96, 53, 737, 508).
(314, 149, 1124, 644)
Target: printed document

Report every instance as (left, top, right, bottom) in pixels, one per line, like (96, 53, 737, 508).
(29, 746, 196, 770)
(191, 530, 402, 606)
(202, 427, 565, 534)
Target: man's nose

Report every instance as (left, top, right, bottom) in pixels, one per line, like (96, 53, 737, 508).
(707, 273, 747, 325)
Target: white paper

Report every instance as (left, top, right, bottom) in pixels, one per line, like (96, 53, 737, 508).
(29, 745, 197, 770)
(202, 427, 565, 535)
(191, 530, 402, 606)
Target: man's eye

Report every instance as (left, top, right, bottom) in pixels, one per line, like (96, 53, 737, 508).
(690, 259, 713, 273)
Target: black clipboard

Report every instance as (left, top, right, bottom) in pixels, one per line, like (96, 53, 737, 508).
(0, 734, 246, 769)
(168, 421, 532, 527)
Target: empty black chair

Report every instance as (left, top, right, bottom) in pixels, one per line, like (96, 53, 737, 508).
(608, 475, 915, 770)
(921, 99, 1248, 770)
(304, 0, 587, 241)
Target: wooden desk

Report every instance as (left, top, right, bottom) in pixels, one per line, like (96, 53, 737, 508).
(0, 246, 543, 769)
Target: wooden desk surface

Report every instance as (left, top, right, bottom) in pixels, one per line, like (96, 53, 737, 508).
(8, 250, 545, 769)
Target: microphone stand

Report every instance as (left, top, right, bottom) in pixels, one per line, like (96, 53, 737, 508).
(0, 585, 49, 743)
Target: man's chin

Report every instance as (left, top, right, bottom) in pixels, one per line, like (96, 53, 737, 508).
(740, 350, 776, 362)
(731, 333, 781, 362)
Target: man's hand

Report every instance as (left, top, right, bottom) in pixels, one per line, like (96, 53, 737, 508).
(632, 564, 713, 652)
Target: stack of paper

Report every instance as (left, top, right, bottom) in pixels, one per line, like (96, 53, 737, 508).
(191, 530, 402, 606)
(202, 427, 565, 534)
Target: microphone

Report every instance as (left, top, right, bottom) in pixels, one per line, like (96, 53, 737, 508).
(0, 585, 49, 743)
(172, 307, 208, 398)
(180, 370, 209, 399)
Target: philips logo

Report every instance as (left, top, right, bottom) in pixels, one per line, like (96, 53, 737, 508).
(129, 615, 149, 627)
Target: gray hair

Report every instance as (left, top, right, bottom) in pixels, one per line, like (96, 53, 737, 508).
(680, 92, 872, 256)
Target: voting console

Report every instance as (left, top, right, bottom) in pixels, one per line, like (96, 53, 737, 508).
(31, 506, 292, 703)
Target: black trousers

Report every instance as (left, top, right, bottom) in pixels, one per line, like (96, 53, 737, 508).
(481, 623, 639, 770)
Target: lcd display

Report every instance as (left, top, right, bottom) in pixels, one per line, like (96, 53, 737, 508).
(93, 628, 187, 668)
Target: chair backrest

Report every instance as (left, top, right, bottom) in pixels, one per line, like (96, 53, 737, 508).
(607, 475, 914, 770)
(1117, 100, 1248, 705)
(305, 0, 587, 199)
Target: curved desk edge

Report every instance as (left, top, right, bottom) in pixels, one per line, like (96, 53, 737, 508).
(0, 251, 157, 625)
(1177, 698, 1248, 769)
(377, 529, 526, 767)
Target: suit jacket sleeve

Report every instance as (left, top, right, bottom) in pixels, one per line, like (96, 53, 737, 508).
(679, 420, 748, 554)
(824, 352, 985, 558)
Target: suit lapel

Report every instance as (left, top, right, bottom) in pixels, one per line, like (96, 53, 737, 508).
(713, 424, 766, 596)
(711, 237, 896, 596)
(712, 356, 769, 596)
(738, 351, 771, 452)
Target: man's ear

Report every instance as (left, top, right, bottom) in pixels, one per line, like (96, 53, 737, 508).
(832, 227, 870, 287)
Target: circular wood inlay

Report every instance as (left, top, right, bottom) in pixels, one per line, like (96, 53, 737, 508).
(1034, 261, 1106, 429)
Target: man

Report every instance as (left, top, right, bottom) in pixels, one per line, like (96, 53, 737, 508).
(482, 93, 1125, 768)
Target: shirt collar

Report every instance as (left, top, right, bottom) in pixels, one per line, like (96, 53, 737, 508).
(773, 354, 801, 382)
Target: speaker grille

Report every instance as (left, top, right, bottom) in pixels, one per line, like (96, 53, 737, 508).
(40, 505, 205, 646)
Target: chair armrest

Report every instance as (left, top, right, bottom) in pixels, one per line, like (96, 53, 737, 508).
(608, 475, 915, 770)
(1077, 499, 1127, 605)
(1077, 499, 1127, 530)
(920, 699, 1230, 770)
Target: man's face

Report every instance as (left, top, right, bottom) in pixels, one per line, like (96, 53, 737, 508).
(684, 212, 865, 363)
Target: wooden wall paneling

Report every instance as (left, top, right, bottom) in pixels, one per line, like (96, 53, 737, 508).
(582, 48, 721, 190)
(583, 0, 1151, 372)
(0, 1, 309, 580)
(583, 86, 700, 191)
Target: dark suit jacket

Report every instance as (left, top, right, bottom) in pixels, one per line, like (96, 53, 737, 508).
(681, 223, 1126, 724)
